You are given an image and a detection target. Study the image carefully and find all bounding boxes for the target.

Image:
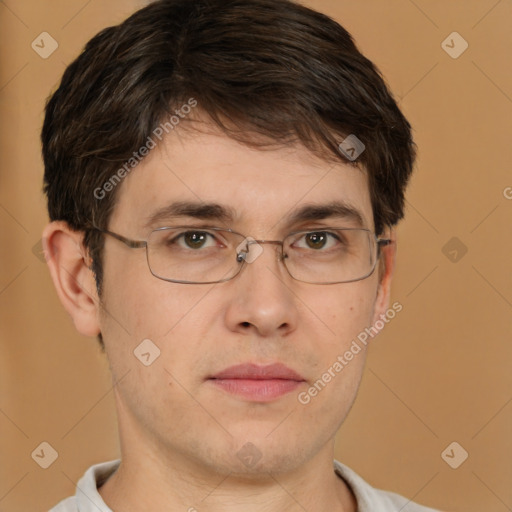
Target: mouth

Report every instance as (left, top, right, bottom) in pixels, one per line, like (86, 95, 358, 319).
(208, 363, 306, 402)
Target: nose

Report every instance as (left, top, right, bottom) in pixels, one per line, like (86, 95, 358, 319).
(223, 240, 299, 338)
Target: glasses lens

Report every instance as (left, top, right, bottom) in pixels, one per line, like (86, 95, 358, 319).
(147, 227, 245, 283)
(283, 228, 377, 284)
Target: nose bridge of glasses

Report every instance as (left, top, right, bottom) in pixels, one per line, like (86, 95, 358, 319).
(235, 238, 285, 264)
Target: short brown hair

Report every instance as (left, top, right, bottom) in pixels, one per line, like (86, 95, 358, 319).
(42, 0, 415, 344)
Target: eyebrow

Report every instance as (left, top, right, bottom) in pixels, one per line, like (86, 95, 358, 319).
(142, 200, 366, 231)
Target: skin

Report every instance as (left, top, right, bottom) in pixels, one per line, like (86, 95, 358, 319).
(43, 122, 396, 512)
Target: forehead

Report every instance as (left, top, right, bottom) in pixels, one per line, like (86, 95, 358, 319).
(109, 127, 374, 235)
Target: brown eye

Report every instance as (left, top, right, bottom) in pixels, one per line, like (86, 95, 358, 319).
(164, 231, 218, 250)
(305, 232, 328, 249)
(182, 231, 209, 249)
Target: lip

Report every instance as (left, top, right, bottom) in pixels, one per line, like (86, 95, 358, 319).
(208, 363, 305, 402)
(211, 363, 305, 381)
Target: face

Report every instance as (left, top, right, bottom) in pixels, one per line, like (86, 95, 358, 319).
(95, 125, 392, 478)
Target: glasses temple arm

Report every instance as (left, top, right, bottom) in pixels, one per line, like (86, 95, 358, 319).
(95, 228, 147, 249)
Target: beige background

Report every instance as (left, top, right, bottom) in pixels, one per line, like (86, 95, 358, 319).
(1, 1, 511, 511)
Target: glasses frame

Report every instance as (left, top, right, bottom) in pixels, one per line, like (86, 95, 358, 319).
(92, 225, 392, 285)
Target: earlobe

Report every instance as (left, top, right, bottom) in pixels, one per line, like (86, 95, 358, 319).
(42, 221, 101, 337)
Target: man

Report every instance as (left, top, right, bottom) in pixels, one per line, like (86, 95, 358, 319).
(41, 0, 442, 510)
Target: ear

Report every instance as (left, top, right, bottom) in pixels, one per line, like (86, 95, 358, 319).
(42, 221, 101, 337)
(371, 227, 397, 326)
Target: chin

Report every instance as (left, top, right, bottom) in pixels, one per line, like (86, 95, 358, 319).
(200, 435, 312, 478)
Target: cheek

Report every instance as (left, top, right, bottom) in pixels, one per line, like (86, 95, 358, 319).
(299, 285, 376, 419)
(317, 279, 378, 347)
(101, 249, 215, 340)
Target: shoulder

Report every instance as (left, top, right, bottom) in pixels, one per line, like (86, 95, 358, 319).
(48, 496, 78, 512)
(48, 459, 120, 512)
(334, 460, 442, 512)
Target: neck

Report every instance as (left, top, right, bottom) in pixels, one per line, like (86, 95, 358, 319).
(98, 443, 357, 512)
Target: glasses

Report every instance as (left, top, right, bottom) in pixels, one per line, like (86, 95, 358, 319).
(93, 225, 391, 285)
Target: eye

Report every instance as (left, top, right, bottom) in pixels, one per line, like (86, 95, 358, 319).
(173, 231, 219, 250)
(294, 231, 342, 251)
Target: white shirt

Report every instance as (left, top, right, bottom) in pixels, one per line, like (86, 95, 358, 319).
(49, 459, 441, 511)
